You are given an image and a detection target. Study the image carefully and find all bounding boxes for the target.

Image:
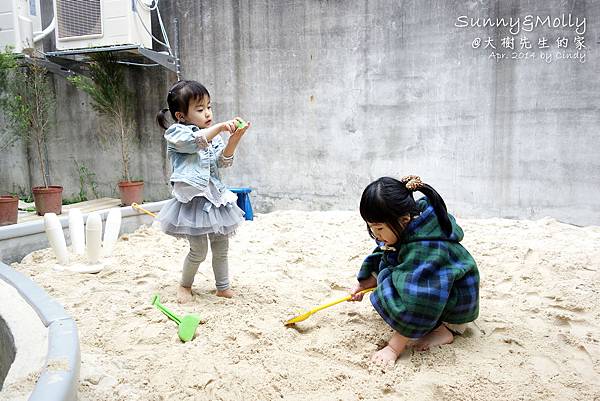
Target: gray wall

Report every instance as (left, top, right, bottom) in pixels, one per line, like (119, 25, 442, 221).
(1, 0, 599, 225)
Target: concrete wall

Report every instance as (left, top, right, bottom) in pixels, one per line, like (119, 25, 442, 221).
(0, 0, 598, 225)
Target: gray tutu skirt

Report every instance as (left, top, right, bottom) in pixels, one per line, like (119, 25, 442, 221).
(157, 196, 245, 237)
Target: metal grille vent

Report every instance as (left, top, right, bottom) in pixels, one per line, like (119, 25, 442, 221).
(56, 0, 102, 39)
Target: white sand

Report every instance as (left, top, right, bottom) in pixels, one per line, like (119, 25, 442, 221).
(7, 211, 600, 401)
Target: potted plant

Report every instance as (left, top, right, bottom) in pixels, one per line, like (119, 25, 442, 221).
(0, 195, 19, 226)
(68, 52, 143, 206)
(0, 49, 62, 216)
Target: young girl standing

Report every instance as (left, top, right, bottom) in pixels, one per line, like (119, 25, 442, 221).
(350, 176, 479, 364)
(156, 80, 250, 302)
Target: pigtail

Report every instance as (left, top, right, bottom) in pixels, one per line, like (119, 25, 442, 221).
(156, 108, 170, 130)
(401, 176, 452, 237)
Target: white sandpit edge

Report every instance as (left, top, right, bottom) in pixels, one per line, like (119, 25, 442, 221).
(0, 262, 79, 401)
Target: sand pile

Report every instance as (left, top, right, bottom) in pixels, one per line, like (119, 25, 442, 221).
(7, 210, 600, 401)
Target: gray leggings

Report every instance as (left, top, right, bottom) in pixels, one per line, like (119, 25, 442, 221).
(181, 233, 230, 291)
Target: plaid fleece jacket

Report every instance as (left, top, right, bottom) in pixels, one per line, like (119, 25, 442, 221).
(357, 198, 479, 338)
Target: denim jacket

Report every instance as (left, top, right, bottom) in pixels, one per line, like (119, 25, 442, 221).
(164, 123, 233, 192)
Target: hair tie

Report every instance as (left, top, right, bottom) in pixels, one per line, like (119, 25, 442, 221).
(401, 175, 423, 191)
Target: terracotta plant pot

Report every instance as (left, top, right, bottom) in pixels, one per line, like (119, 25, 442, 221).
(0, 195, 19, 226)
(32, 185, 63, 216)
(118, 180, 144, 206)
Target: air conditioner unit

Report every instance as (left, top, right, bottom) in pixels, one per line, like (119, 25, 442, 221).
(0, 0, 43, 53)
(53, 0, 152, 51)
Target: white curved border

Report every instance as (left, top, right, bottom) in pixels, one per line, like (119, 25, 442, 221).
(0, 262, 79, 401)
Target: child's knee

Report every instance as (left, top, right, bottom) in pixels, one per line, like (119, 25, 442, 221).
(209, 233, 229, 244)
(187, 248, 208, 263)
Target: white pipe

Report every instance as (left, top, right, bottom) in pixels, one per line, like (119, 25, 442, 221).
(33, 17, 55, 43)
(85, 212, 102, 264)
(68, 208, 85, 255)
(44, 213, 69, 265)
(103, 208, 122, 256)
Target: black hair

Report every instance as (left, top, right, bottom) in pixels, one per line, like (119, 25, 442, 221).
(359, 176, 453, 240)
(156, 80, 210, 130)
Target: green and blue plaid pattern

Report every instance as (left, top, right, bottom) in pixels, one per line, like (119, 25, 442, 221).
(357, 198, 479, 338)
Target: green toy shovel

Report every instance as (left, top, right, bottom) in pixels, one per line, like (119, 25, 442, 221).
(151, 294, 201, 342)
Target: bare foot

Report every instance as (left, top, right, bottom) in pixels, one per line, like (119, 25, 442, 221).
(372, 345, 402, 365)
(177, 285, 193, 303)
(216, 288, 234, 298)
(413, 325, 454, 351)
(371, 331, 409, 365)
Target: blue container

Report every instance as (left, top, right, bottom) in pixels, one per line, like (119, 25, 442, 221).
(229, 187, 254, 221)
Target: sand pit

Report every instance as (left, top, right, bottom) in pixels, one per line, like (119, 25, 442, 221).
(7, 210, 600, 400)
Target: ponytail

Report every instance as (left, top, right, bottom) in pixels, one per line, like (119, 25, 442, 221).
(156, 108, 170, 130)
(408, 181, 452, 237)
(360, 176, 453, 240)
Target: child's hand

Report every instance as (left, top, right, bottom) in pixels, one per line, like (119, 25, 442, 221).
(349, 276, 377, 301)
(349, 283, 366, 301)
(231, 117, 250, 138)
(220, 120, 238, 133)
